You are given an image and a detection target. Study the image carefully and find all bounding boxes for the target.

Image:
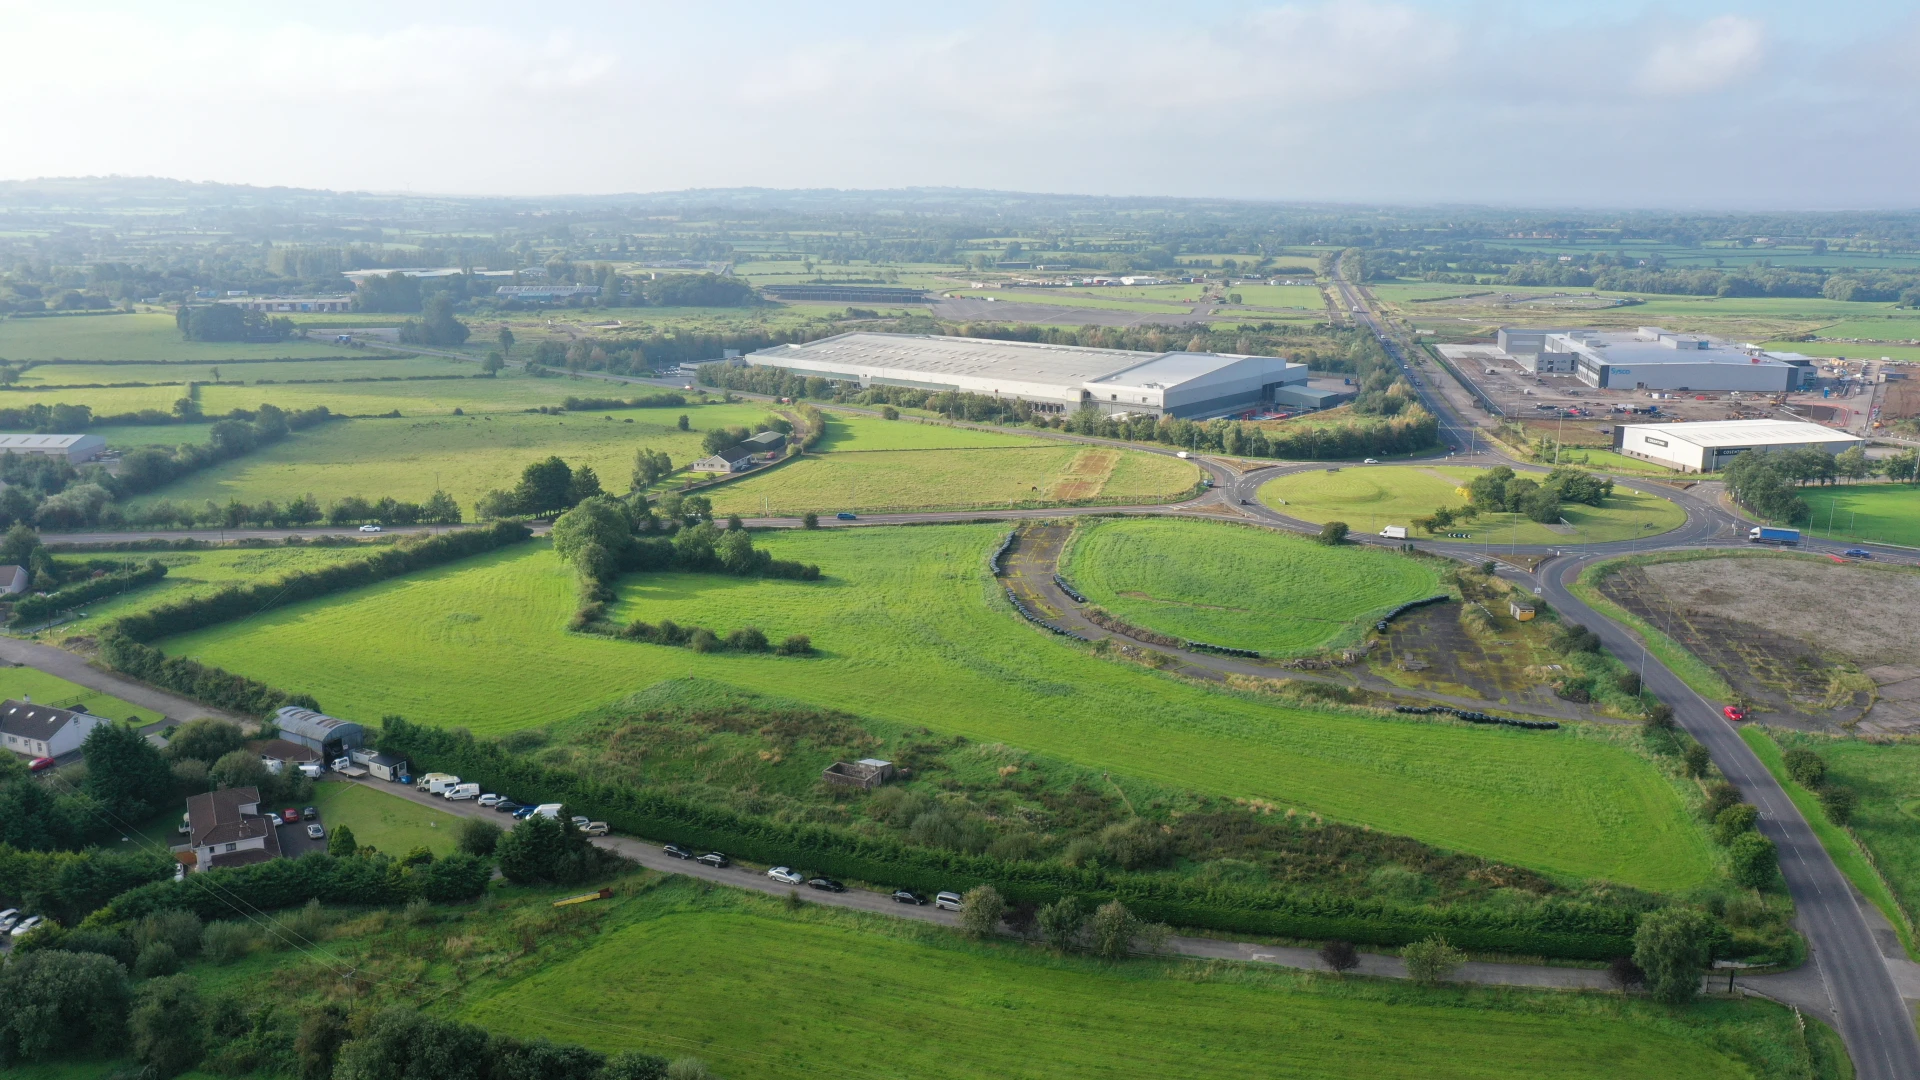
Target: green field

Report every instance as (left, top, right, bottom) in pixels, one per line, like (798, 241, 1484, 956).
(1815, 317, 1920, 341)
(123, 404, 778, 512)
(705, 444, 1200, 516)
(195, 371, 587, 417)
(0, 384, 190, 413)
(0, 667, 160, 725)
(93, 422, 217, 447)
(969, 290, 1194, 314)
(51, 544, 387, 631)
(1060, 517, 1442, 655)
(1799, 483, 1920, 547)
(0, 312, 378, 361)
(1761, 340, 1920, 362)
(1767, 731, 1920, 948)
(462, 883, 1799, 1080)
(13, 354, 473, 386)
(156, 527, 1713, 888)
(1229, 284, 1328, 310)
(1260, 466, 1686, 545)
(309, 780, 462, 857)
(813, 411, 1051, 451)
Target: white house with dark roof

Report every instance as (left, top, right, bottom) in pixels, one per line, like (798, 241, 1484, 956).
(0, 565, 27, 595)
(0, 699, 108, 760)
(691, 443, 758, 474)
(185, 786, 282, 870)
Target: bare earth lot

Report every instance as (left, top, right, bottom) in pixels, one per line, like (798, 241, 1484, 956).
(1608, 555, 1920, 734)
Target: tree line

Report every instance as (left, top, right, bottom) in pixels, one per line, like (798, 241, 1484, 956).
(1719, 445, 1905, 524)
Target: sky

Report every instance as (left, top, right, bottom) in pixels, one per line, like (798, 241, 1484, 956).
(5, 0, 1918, 210)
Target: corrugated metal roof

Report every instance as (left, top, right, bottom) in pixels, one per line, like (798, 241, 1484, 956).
(0, 434, 104, 449)
(1628, 419, 1862, 447)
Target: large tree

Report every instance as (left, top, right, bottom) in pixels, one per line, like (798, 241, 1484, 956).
(0, 949, 132, 1064)
(81, 721, 173, 822)
(1633, 906, 1718, 1005)
(513, 456, 574, 516)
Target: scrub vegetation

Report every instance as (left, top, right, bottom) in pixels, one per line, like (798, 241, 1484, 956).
(1261, 465, 1685, 545)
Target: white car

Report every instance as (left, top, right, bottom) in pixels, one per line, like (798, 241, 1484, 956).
(766, 866, 803, 885)
(1362, 458, 1380, 464)
(359, 524, 383, 533)
(934, 891, 964, 912)
(477, 793, 502, 808)
(0, 909, 17, 931)
(10, 915, 44, 938)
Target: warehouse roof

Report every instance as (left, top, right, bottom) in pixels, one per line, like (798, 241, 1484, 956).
(0, 434, 104, 450)
(273, 707, 364, 745)
(1627, 419, 1861, 446)
(754, 333, 1153, 385)
(1089, 351, 1283, 390)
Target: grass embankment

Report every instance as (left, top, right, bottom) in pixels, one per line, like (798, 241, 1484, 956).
(310, 780, 462, 857)
(0, 312, 374, 361)
(706, 444, 1200, 516)
(1568, 553, 1735, 700)
(49, 544, 385, 632)
(810, 410, 1052, 451)
(0, 668, 160, 725)
(121, 404, 775, 511)
(1740, 728, 1914, 960)
(1059, 517, 1442, 655)
(157, 526, 1713, 889)
(1797, 483, 1920, 548)
(1260, 465, 1685, 545)
(12, 355, 467, 387)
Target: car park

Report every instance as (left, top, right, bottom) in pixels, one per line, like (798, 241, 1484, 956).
(663, 844, 694, 860)
(890, 890, 926, 905)
(1723, 705, 1748, 721)
(806, 878, 846, 893)
(934, 891, 964, 911)
(696, 852, 730, 868)
(1843, 549, 1872, 559)
(302, 806, 317, 820)
(767, 866, 803, 885)
(307, 823, 325, 840)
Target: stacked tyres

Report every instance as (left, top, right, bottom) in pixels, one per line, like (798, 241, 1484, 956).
(1376, 594, 1452, 633)
(1053, 574, 1089, 604)
(1185, 641, 1261, 659)
(1393, 704, 1558, 731)
(1006, 587, 1072, 636)
(988, 531, 1016, 577)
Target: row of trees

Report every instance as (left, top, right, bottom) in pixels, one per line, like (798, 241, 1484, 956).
(475, 456, 605, 519)
(121, 490, 461, 530)
(1411, 465, 1615, 529)
(175, 304, 294, 342)
(1719, 447, 1861, 524)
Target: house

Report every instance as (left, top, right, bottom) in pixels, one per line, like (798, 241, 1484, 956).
(255, 738, 322, 775)
(690, 444, 757, 474)
(822, 758, 896, 790)
(185, 786, 282, 871)
(0, 699, 109, 761)
(274, 706, 365, 759)
(742, 430, 787, 455)
(0, 565, 27, 595)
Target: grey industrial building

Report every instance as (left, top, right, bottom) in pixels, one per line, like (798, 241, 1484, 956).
(1615, 418, 1863, 473)
(1495, 327, 1813, 392)
(742, 332, 1333, 419)
(273, 707, 365, 759)
(0, 434, 106, 464)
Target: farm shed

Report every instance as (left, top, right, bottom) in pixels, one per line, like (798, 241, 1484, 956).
(743, 430, 787, 454)
(0, 433, 106, 464)
(822, 758, 896, 790)
(274, 706, 366, 758)
(1615, 418, 1863, 473)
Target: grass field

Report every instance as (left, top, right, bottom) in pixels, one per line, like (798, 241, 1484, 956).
(460, 881, 1809, 1080)
(0, 667, 160, 725)
(13, 354, 473, 386)
(1228, 284, 1328, 310)
(0, 312, 377, 361)
(93, 422, 216, 447)
(1260, 465, 1686, 545)
(195, 372, 587, 416)
(705, 444, 1200, 516)
(1768, 731, 1920, 947)
(156, 528, 1714, 888)
(309, 780, 462, 857)
(969, 290, 1195, 313)
(50, 544, 387, 632)
(1797, 483, 1920, 547)
(1765, 340, 1920, 363)
(122, 404, 777, 512)
(813, 411, 1051, 451)
(0, 384, 191, 413)
(1743, 729, 1915, 960)
(1059, 517, 1442, 655)
(1816, 317, 1920, 341)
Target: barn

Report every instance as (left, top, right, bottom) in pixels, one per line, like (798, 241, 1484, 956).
(273, 706, 366, 760)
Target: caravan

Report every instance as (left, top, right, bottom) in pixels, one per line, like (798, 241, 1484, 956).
(418, 773, 462, 795)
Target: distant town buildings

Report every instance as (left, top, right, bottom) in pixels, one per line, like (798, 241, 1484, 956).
(217, 296, 353, 313)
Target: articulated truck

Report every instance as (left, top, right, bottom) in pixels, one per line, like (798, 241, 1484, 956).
(1748, 526, 1801, 546)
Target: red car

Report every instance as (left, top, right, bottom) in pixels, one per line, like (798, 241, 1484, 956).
(282, 808, 300, 824)
(1722, 705, 1747, 722)
(27, 757, 54, 772)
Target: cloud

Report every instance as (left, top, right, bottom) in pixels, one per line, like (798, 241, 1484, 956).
(1635, 15, 1766, 95)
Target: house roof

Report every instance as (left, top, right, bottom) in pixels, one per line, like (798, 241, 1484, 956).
(254, 738, 322, 763)
(0, 700, 89, 742)
(743, 430, 786, 447)
(187, 786, 273, 847)
(702, 444, 756, 464)
(0, 566, 27, 592)
(209, 833, 281, 869)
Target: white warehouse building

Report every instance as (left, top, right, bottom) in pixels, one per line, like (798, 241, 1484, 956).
(1496, 326, 1814, 392)
(1615, 418, 1863, 473)
(741, 332, 1321, 419)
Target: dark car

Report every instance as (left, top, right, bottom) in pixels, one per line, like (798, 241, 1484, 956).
(512, 806, 537, 820)
(494, 800, 522, 814)
(664, 844, 694, 860)
(890, 890, 925, 905)
(302, 806, 317, 821)
(806, 878, 846, 893)
(836, 512, 856, 520)
(696, 852, 730, 869)
(1843, 549, 1873, 559)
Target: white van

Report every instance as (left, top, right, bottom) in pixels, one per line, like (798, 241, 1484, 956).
(532, 803, 565, 820)
(420, 773, 461, 795)
(443, 783, 481, 801)
(1380, 525, 1408, 540)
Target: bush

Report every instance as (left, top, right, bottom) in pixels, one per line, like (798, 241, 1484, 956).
(776, 634, 813, 656)
(1703, 782, 1743, 822)
(1606, 955, 1644, 991)
(803, 512, 818, 529)
(960, 885, 1006, 939)
(1728, 832, 1778, 889)
(0, 949, 131, 1064)
(1682, 743, 1712, 779)
(1317, 521, 1348, 545)
(1643, 701, 1674, 730)
(1818, 786, 1858, 827)
(457, 816, 502, 857)
(200, 921, 256, 965)
(135, 910, 203, 959)
(1712, 803, 1759, 846)
(130, 974, 205, 1078)
(1782, 748, 1827, 788)
(1036, 896, 1085, 951)
(1318, 939, 1360, 974)
(1401, 935, 1465, 984)
(1634, 907, 1716, 1005)
(495, 813, 597, 885)
(417, 853, 493, 902)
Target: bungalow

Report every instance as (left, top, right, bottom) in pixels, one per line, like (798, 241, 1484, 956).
(0, 565, 27, 595)
(690, 444, 757, 475)
(0, 699, 109, 761)
(185, 786, 282, 871)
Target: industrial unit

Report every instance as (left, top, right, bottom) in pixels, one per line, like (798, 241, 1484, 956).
(742, 332, 1327, 419)
(1496, 327, 1814, 391)
(1614, 418, 1863, 472)
(0, 434, 106, 464)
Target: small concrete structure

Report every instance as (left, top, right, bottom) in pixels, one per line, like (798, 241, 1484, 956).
(1509, 600, 1537, 622)
(822, 758, 896, 790)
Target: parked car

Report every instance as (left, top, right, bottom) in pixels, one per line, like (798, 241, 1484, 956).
(443, 783, 481, 801)
(359, 524, 382, 533)
(10, 915, 44, 938)
(934, 891, 964, 911)
(1723, 705, 1748, 721)
(477, 793, 501, 807)
(302, 806, 317, 820)
(581, 821, 608, 837)
(282, 808, 300, 824)
(306, 824, 325, 840)
(836, 512, 857, 520)
(1843, 549, 1873, 559)
(493, 801, 522, 815)
(767, 866, 803, 885)
(806, 878, 846, 893)
(0, 909, 18, 931)
(890, 890, 925, 905)
(27, 757, 54, 772)
(1362, 458, 1380, 464)
(512, 806, 537, 820)
(570, 816, 592, 830)
(696, 852, 730, 868)
(663, 844, 694, 860)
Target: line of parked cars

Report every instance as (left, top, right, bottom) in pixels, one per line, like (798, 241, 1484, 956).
(664, 846, 962, 910)
(1, 909, 44, 940)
